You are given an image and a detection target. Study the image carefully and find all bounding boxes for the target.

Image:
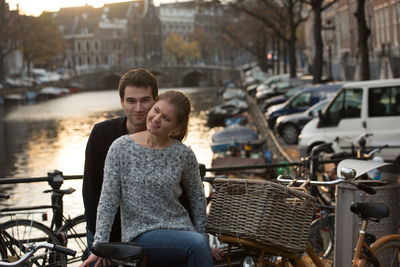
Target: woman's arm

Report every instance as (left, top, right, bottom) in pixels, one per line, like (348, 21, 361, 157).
(180, 149, 207, 234)
(93, 141, 122, 243)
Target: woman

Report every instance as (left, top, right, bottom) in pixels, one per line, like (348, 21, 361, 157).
(80, 91, 221, 267)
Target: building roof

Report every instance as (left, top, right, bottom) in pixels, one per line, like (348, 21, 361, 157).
(50, 0, 144, 35)
(104, 1, 144, 19)
(159, 0, 197, 9)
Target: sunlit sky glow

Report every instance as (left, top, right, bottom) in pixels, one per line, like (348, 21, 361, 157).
(7, 0, 175, 16)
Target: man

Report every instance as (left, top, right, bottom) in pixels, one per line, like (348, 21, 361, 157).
(82, 68, 158, 252)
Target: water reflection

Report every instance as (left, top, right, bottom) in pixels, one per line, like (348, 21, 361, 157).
(0, 87, 222, 215)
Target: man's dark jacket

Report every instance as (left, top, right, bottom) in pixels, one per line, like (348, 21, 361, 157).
(83, 117, 127, 241)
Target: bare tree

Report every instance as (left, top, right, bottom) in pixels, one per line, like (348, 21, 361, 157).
(220, 9, 271, 71)
(354, 0, 370, 80)
(302, 0, 337, 84)
(19, 14, 64, 76)
(223, 0, 309, 77)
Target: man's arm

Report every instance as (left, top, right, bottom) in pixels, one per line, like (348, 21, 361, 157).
(82, 125, 105, 234)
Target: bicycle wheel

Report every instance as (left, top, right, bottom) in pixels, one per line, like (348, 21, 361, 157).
(58, 215, 87, 265)
(0, 219, 67, 267)
(364, 239, 400, 267)
(308, 213, 335, 263)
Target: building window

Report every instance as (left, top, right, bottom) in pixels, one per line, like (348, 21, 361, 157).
(78, 57, 82, 65)
(380, 9, 385, 44)
(86, 41, 90, 52)
(87, 56, 90, 65)
(77, 42, 81, 52)
(375, 10, 380, 46)
(385, 7, 390, 44)
(393, 5, 398, 46)
(95, 41, 98, 51)
(96, 56, 99, 65)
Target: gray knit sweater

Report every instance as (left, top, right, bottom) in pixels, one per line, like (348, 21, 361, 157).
(93, 135, 207, 244)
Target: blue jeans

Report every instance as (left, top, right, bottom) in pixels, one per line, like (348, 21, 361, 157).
(132, 229, 214, 267)
(86, 228, 94, 256)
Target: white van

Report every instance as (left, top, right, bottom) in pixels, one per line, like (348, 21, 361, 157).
(298, 79, 400, 161)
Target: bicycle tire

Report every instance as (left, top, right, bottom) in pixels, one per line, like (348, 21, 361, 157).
(364, 239, 400, 267)
(58, 214, 88, 264)
(0, 219, 67, 267)
(308, 213, 335, 263)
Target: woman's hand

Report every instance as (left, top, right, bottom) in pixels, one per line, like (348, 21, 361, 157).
(79, 253, 112, 267)
(211, 247, 224, 261)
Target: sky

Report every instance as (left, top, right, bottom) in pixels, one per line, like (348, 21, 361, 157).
(7, 0, 175, 16)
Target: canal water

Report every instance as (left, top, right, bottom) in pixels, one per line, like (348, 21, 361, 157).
(0, 87, 222, 219)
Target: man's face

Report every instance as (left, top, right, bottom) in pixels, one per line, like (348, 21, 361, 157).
(120, 85, 155, 133)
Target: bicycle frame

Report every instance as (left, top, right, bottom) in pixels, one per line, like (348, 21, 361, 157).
(217, 235, 325, 267)
(355, 233, 400, 267)
(0, 243, 76, 266)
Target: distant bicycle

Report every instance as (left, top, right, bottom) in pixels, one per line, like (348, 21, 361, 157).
(0, 170, 87, 266)
(0, 242, 76, 267)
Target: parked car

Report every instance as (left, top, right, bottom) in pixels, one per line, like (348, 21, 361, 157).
(274, 99, 329, 144)
(254, 74, 290, 97)
(298, 79, 400, 161)
(255, 77, 312, 104)
(259, 86, 303, 112)
(265, 83, 343, 129)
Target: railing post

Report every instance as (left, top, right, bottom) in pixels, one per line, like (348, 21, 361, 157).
(48, 170, 64, 229)
(47, 170, 63, 190)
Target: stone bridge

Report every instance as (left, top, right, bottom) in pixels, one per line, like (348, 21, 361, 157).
(66, 66, 241, 90)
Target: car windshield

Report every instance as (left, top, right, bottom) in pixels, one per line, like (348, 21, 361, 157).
(285, 87, 302, 97)
(308, 100, 329, 116)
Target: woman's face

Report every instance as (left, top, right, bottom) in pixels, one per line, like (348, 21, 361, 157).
(146, 99, 178, 137)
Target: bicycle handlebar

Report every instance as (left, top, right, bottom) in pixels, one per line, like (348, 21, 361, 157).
(0, 243, 76, 266)
(277, 174, 376, 195)
(277, 175, 345, 185)
(366, 144, 389, 157)
(54, 244, 77, 256)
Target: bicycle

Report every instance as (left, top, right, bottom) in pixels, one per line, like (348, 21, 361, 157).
(206, 161, 400, 267)
(0, 191, 70, 266)
(86, 164, 383, 267)
(302, 135, 393, 262)
(81, 161, 400, 267)
(282, 142, 341, 263)
(0, 242, 76, 267)
(198, 163, 254, 267)
(0, 170, 87, 266)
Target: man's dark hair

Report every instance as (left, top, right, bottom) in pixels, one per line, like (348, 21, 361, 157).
(118, 68, 158, 100)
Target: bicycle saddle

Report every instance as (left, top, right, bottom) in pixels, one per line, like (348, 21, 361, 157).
(350, 202, 389, 220)
(91, 242, 143, 259)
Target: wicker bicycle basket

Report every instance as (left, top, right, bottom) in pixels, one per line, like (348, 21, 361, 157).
(206, 178, 316, 252)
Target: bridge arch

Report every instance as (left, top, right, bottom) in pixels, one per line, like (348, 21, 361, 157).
(181, 69, 206, 86)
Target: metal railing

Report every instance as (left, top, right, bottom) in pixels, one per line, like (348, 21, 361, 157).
(0, 158, 347, 185)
